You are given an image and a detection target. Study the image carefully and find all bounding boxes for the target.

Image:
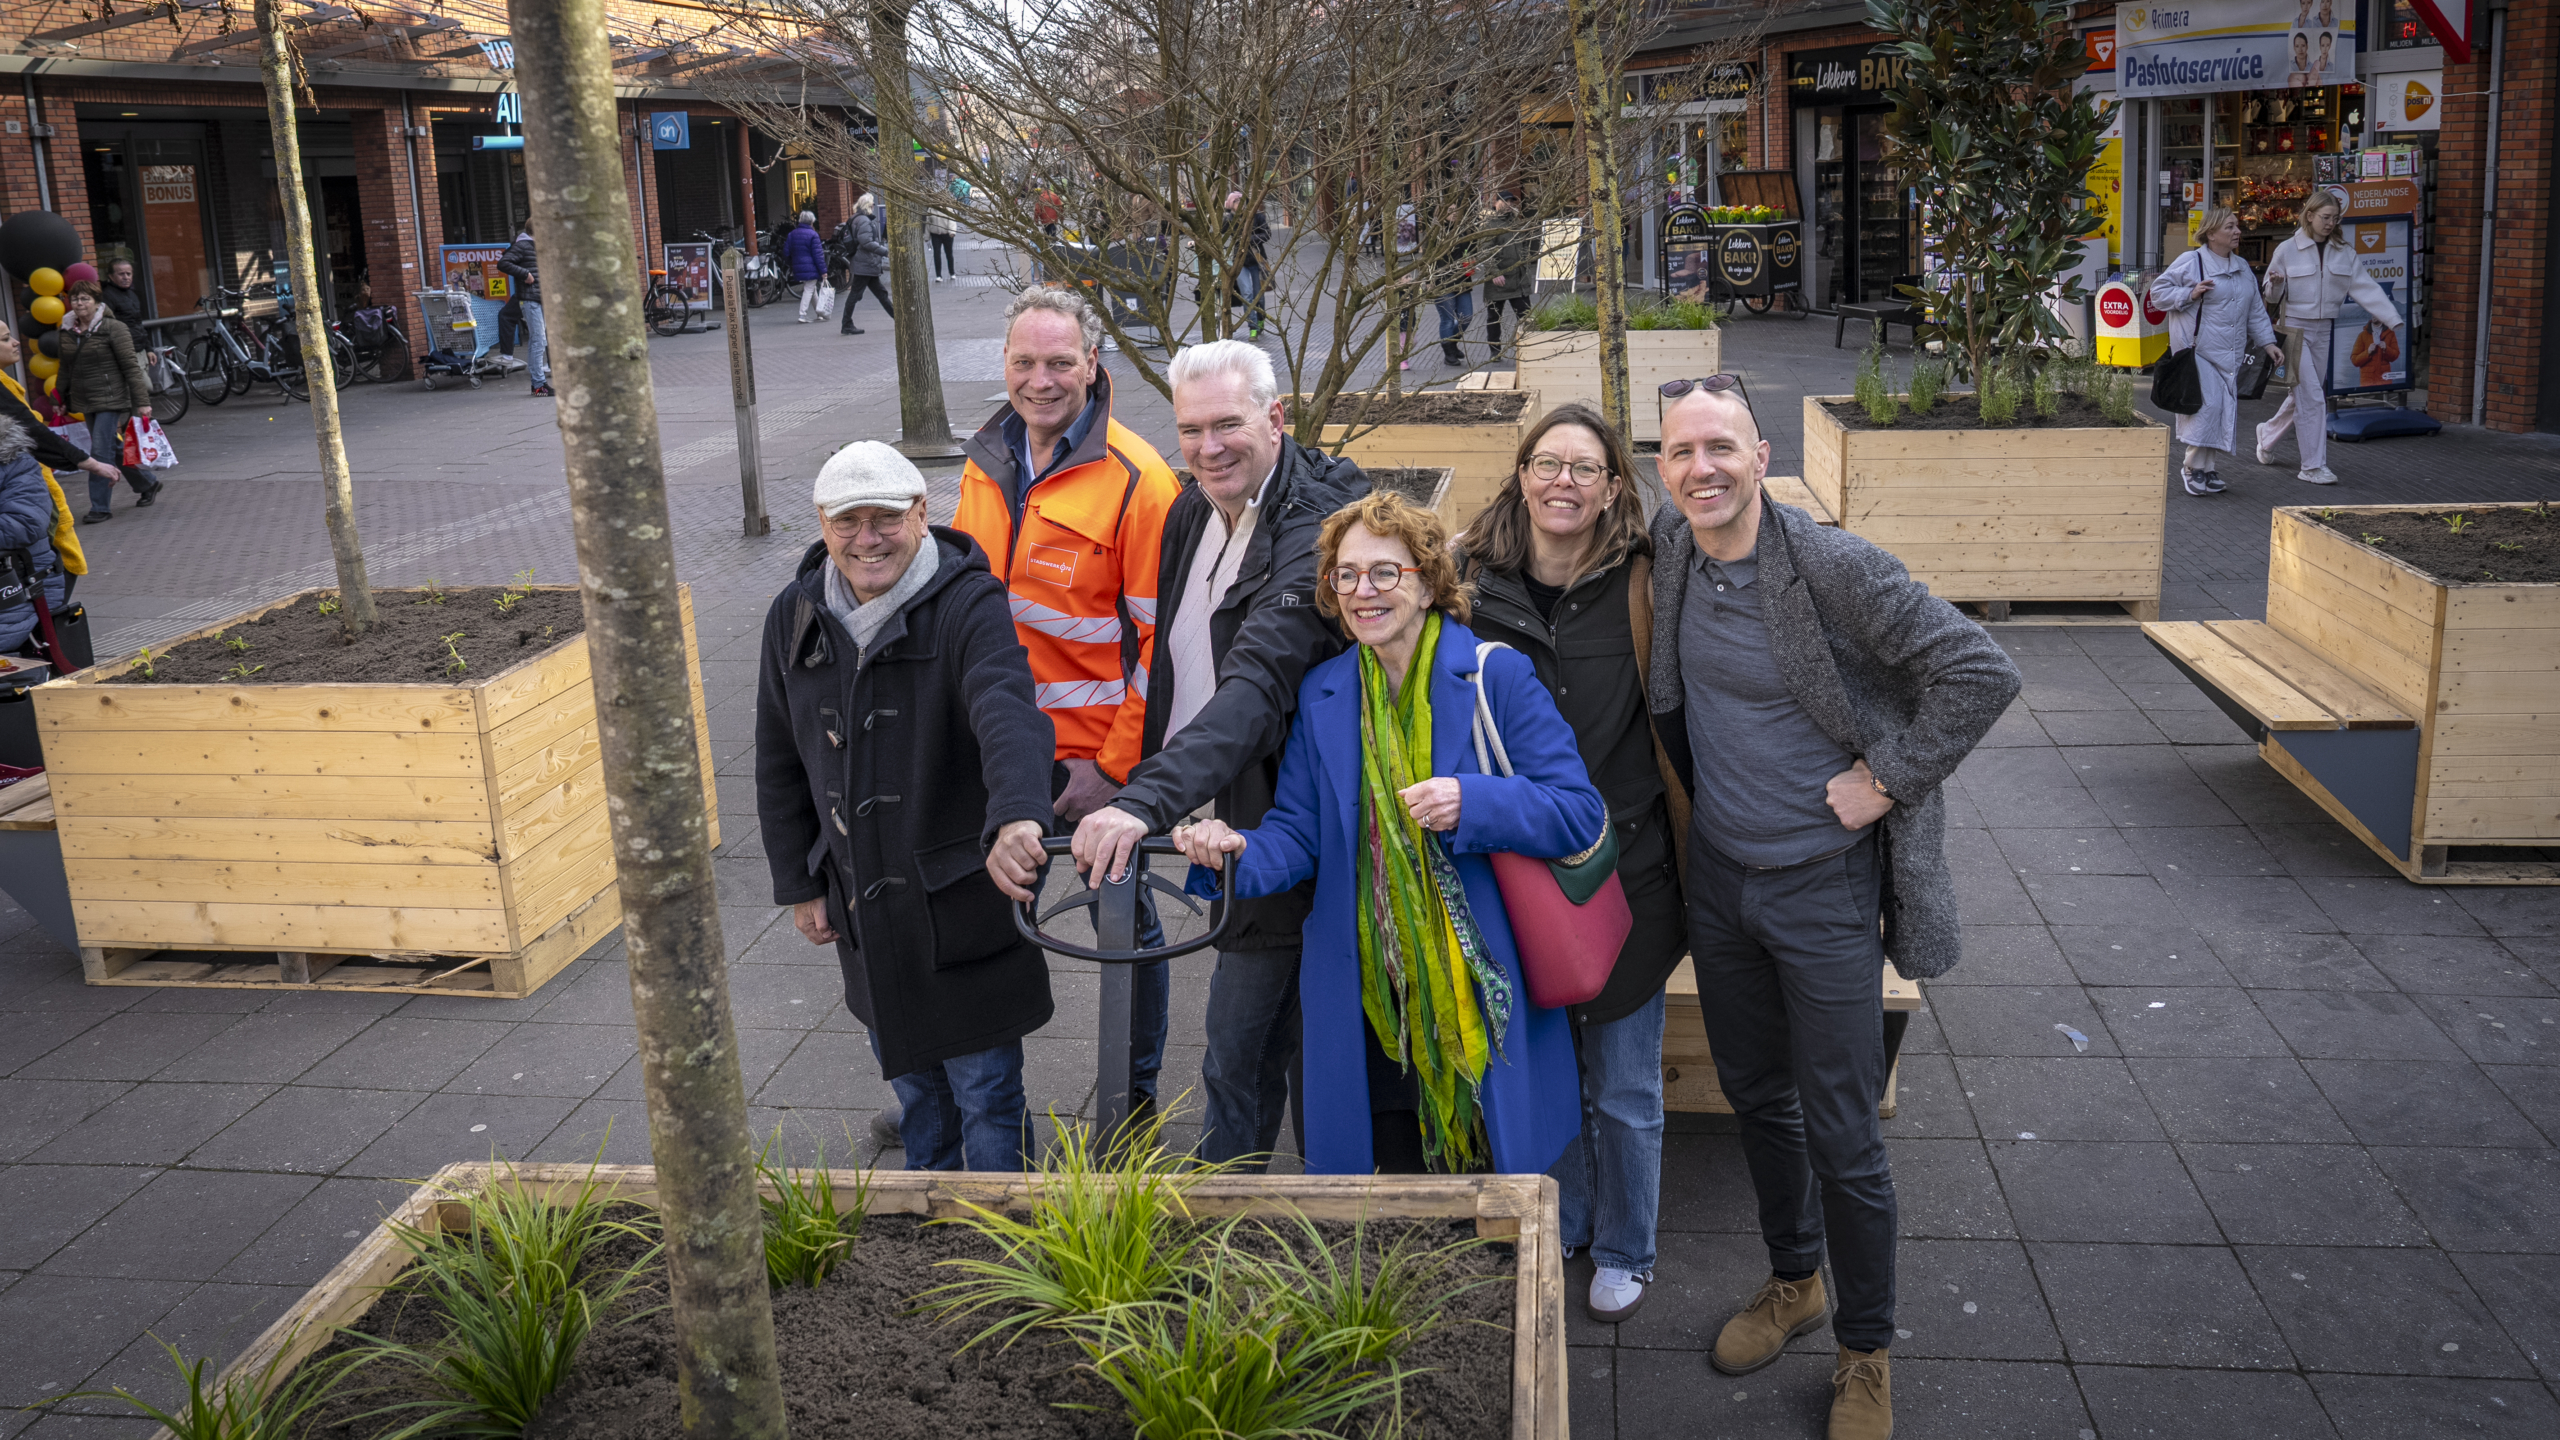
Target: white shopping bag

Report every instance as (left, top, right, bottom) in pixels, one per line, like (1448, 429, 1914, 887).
(47, 422, 88, 456)
(128, 416, 178, 469)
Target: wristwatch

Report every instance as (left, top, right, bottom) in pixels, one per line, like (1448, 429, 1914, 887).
(1868, 770, 1890, 798)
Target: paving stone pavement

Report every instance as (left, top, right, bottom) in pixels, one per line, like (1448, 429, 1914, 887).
(6, 244, 2560, 1435)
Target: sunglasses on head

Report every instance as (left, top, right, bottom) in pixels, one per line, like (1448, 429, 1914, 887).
(1658, 373, 1752, 408)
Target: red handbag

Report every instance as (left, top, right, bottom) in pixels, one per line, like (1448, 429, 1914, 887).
(1468, 643, 1633, 1009)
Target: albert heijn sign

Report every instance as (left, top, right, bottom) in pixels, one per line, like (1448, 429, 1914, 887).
(1788, 43, 1909, 108)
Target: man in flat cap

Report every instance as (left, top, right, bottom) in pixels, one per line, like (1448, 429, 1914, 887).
(756, 442, 1057, 1169)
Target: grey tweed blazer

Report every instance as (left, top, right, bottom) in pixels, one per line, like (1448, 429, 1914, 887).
(1646, 499, 2022, 978)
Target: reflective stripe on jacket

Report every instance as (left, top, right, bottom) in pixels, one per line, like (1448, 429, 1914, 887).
(953, 369, 1178, 767)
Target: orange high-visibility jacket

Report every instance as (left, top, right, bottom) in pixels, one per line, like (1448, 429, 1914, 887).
(954, 370, 1179, 774)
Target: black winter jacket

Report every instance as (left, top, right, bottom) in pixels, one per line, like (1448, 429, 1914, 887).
(1106, 437, 1369, 949)
(755, 529, 1058, 1078)
(498, 231, 543, 304)
(1465, 545, 1687, 1026)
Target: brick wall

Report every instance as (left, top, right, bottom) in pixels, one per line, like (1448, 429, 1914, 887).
(350, 107, 420, 316)
(2429, 1, 2556, 432)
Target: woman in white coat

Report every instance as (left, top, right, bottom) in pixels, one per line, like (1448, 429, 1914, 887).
(2149, 207, 2283, 496)
(2255, 189, 2402, 485)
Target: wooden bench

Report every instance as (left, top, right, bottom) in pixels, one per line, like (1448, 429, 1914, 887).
(2143, 619, 2422, 857)
(1760, 474, 1835, 526)
(1453, 370, 1522, 391)
(1663, 957, 1922, 1118)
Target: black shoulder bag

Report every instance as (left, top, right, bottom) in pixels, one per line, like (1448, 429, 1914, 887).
(2147, 263, 2205, 415)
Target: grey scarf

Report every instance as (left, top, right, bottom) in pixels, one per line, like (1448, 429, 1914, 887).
(823, 536, 941, 663)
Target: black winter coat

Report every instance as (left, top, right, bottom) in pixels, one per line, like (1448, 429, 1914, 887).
(755, 529, 1058, 1078)
(1464, 546, 1688, 1027)
(1107, 437, 1368, 949)
(498, 232, 543, 304)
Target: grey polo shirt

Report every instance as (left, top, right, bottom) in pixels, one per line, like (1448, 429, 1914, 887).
(1678, 543, 1869, 867)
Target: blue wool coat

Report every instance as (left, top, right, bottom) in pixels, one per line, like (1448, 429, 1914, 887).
(1199, 619, 1602, 1176)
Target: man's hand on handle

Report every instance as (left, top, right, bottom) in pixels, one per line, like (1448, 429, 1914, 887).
(986, 819, 1049, 902)
(1072, 804, 1150, 883)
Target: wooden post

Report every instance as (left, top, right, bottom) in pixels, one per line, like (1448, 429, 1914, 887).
(505, 1, 788, 1435)
(722, 248, 770, 536)
(257, 0, 375, 636)
(870, 0, 959, 462)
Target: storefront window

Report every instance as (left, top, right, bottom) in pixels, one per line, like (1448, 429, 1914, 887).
(80, 132, 217, 319)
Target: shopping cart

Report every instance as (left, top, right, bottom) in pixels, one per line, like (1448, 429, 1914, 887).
(415, 289, 509, 390)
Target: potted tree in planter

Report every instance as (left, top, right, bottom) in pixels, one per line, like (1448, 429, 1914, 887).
(1799, 0, 2167, 620)
(1515, 291, 1723, 444)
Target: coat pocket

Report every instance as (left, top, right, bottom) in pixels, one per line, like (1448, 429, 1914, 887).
(915, 835, 1019, 969)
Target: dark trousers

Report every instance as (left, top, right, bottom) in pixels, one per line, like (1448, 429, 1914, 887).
(930, 233, 956, 276)
(1196, 945, 1304, 1169)
(1687, 829, 1897, 1353)
(838, 275, 895, 329)
(1482, 295, 1531, 348)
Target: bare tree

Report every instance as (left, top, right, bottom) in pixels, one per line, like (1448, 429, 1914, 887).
(256, 0, 375, 636)
(507, 0, 787, 1435)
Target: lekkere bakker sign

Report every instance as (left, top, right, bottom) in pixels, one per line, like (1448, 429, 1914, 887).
(1787, 44, 1908, 107)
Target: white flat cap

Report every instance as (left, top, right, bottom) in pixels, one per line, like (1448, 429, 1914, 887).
(813, 440, 928, 518)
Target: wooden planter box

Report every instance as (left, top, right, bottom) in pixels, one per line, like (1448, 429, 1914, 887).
(1662, 958, 1920, 1118)
(1801, 396, 2169, 621)
(1308, 389, 1537, 535)
(2183, 506, 2558, 883)
(218, 1162, 1568, 1439)
(1515, 328, 1721, 444)
(29, 586, 716, 997)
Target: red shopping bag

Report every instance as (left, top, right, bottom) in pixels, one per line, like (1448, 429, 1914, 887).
(121, 417, 177, 469)
(120, 422, 142, 468)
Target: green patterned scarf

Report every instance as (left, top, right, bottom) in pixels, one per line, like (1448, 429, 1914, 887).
(1354, 611, 1513, 1173)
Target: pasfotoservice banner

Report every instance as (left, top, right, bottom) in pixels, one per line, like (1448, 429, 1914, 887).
(2116, 0, 2356, 100)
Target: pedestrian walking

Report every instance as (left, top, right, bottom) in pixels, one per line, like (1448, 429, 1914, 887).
(99, 258, 148, 329)
(1221, 192, 1271, 339)
(1170, 489, 1598, 1176)
(0, 321, 121, 569)
(955, 284, 1181, 1121)
(755, 442, 1057, 1171)
(57, 280, 163, 522)
(1647, 378, 2020, 1440)
(783, 211, 832, 323)
(1479, 195, 1536, 353)
(2148, 207, 2282, 496)
(0, 418, 69, 657)
(1456, 403, 1687, 1322)
(496, 227, 552, 397)
(2255, 189, 2400, 486)
(838, 194, 895, 335)
(1071, 339, 1370, 1169)
(928, 204, 958, 281)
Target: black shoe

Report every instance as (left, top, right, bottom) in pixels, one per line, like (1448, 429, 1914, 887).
(530, 383, 554, 397)
(135, 481, 164, 508)
(81, 510, 111, 524)
(842, 324, 865, 335)
(1442, 347, 1464, 366)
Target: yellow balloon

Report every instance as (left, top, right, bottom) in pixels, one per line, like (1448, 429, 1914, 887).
(28, 294, 64, 326)
(27, 267, 64, 297)
(25, 351, 57, 379)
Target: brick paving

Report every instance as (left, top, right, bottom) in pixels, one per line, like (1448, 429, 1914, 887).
(3, 247, 2558, 1436)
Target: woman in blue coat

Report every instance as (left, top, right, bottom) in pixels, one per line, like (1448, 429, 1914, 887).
(1174, 490, 1603, 1176)
(784, 211, 832, 325)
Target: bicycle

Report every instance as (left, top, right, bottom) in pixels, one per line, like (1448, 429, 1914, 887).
(130, 324, 197, 423)
(185, 287, 309, 401)
(643, 267, 698, 337)
(341, 306, 410, 384)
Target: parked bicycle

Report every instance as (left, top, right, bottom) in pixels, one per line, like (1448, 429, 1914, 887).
(642, 266, 699, 338)
(185, 286, 309, 402)
(130, 320, 199, 423)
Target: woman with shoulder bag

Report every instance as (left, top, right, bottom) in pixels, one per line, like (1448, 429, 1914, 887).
(1170, 491, 1598, 1183)
(2255, 188, 2401, 486)
(2148, 207, 2282, 498)
(1455, 403, 1690, 1322)
(57, 280, 163, 522)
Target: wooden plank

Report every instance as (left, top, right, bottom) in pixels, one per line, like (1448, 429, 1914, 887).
(2419, 795, 2560, 839)
(2427, 754, 2560, 787)
(45, 773, 488, 824)
(1761, 474, 1834, 525)
(1827, 484, 2167, 515)
(2429, 714, 2560, 754)
(475, 627, 595, 733)
(2143, 623, 2342, 730)
(2431, 669, 2560, 717)
(1848, 513, 2166, 545)
(485, 679, 600, 779)
(489, 888, 621, 996)
(1664, 956, 1919, 1010)
(2443, 627, 2560, 667)
(33, 682, 474, 736)
(2446, 586, 2560, 629)
(503, 802, 618, 946)
(2271, 511, 2448, 623)
(2206, 621, 2414, 728)
(70, 899, 514, 954)
(2264, 541, 2439, 711)
(56, 816, 501, 866)
(0, 775, 52, 830)
(62, 857, 507, 910)
(1831, 419, 2169, 461)
(1838, 463, 2165, 495)
(37, 728, 488, 780)
(498, 758, 608, 862)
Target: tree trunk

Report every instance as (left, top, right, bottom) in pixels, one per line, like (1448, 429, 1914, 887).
(256, 0, 374, 637)
(505, 2, 788, 1435)
(1570, 0, 1630, 439)
(871, 0, 954, 458)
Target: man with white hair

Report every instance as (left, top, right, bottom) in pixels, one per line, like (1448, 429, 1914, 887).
(756, 441, 1056, 1170)
(1075, 339, 1369, 1166)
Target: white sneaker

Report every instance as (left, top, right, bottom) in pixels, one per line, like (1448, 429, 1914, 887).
(1587, 1266, 1648, 1322)
(2297, 465, 2341, 485)
(2255, 425, 2276, 466)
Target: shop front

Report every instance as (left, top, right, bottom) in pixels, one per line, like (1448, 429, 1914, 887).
(1787, 41, 1917, 311)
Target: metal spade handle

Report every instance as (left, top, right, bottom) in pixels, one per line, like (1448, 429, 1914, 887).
(1010, 835, 1233, 963)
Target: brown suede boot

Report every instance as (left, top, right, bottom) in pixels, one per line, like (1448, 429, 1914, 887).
(1828, 1346, 1892, 1440)
(1709, 1272, 1830, 1375)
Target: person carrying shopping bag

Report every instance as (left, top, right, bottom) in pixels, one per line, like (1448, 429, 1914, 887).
(2148, 207, 2283, 497)
(57, 280, 163, 522)
(2255, 189, 2400, 486)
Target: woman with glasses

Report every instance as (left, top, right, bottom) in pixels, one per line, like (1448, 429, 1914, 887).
(1454, 402, 1689, 1322)
(1172, 490, 1601, 1177)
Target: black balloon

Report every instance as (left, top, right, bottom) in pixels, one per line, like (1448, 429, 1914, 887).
(35, 330, 60, 358)
(0, 210, 82, 281)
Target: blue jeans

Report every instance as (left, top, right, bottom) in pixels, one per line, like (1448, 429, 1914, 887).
(1231, 262, 1267, 336)
(867, 1031, 1029, 1171)
(1196, 946, 1301, 1168)
(84, 410, 156, 513)
(1550, 987, 1667, 1273)
(1435, 291, 1476, 352)
(521, 300, 548, 389)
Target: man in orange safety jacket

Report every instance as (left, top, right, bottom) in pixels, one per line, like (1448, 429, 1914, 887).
(954, 284, 1182, 1116)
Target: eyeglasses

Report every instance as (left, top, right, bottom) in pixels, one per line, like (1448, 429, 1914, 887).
(1327, 562, 1421, 594)
(1659, 373, 1753, 411)
(824, 511, 912, 539)
(1523, 454, 1610, 486)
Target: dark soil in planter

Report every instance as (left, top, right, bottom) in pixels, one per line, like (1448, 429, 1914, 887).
(109, 588, 587, 686)
(2307, 505, 2560, 584)
(1297, 390, 1530, 427)
(299, 1208, 1515, 1440)
(1373, 467, 1452, 507)
(1822, 393, 2130, 432)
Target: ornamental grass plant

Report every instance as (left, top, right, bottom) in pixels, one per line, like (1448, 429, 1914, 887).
(53, 1335, 363, 1440)
(758, 1129, 872, 1290)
